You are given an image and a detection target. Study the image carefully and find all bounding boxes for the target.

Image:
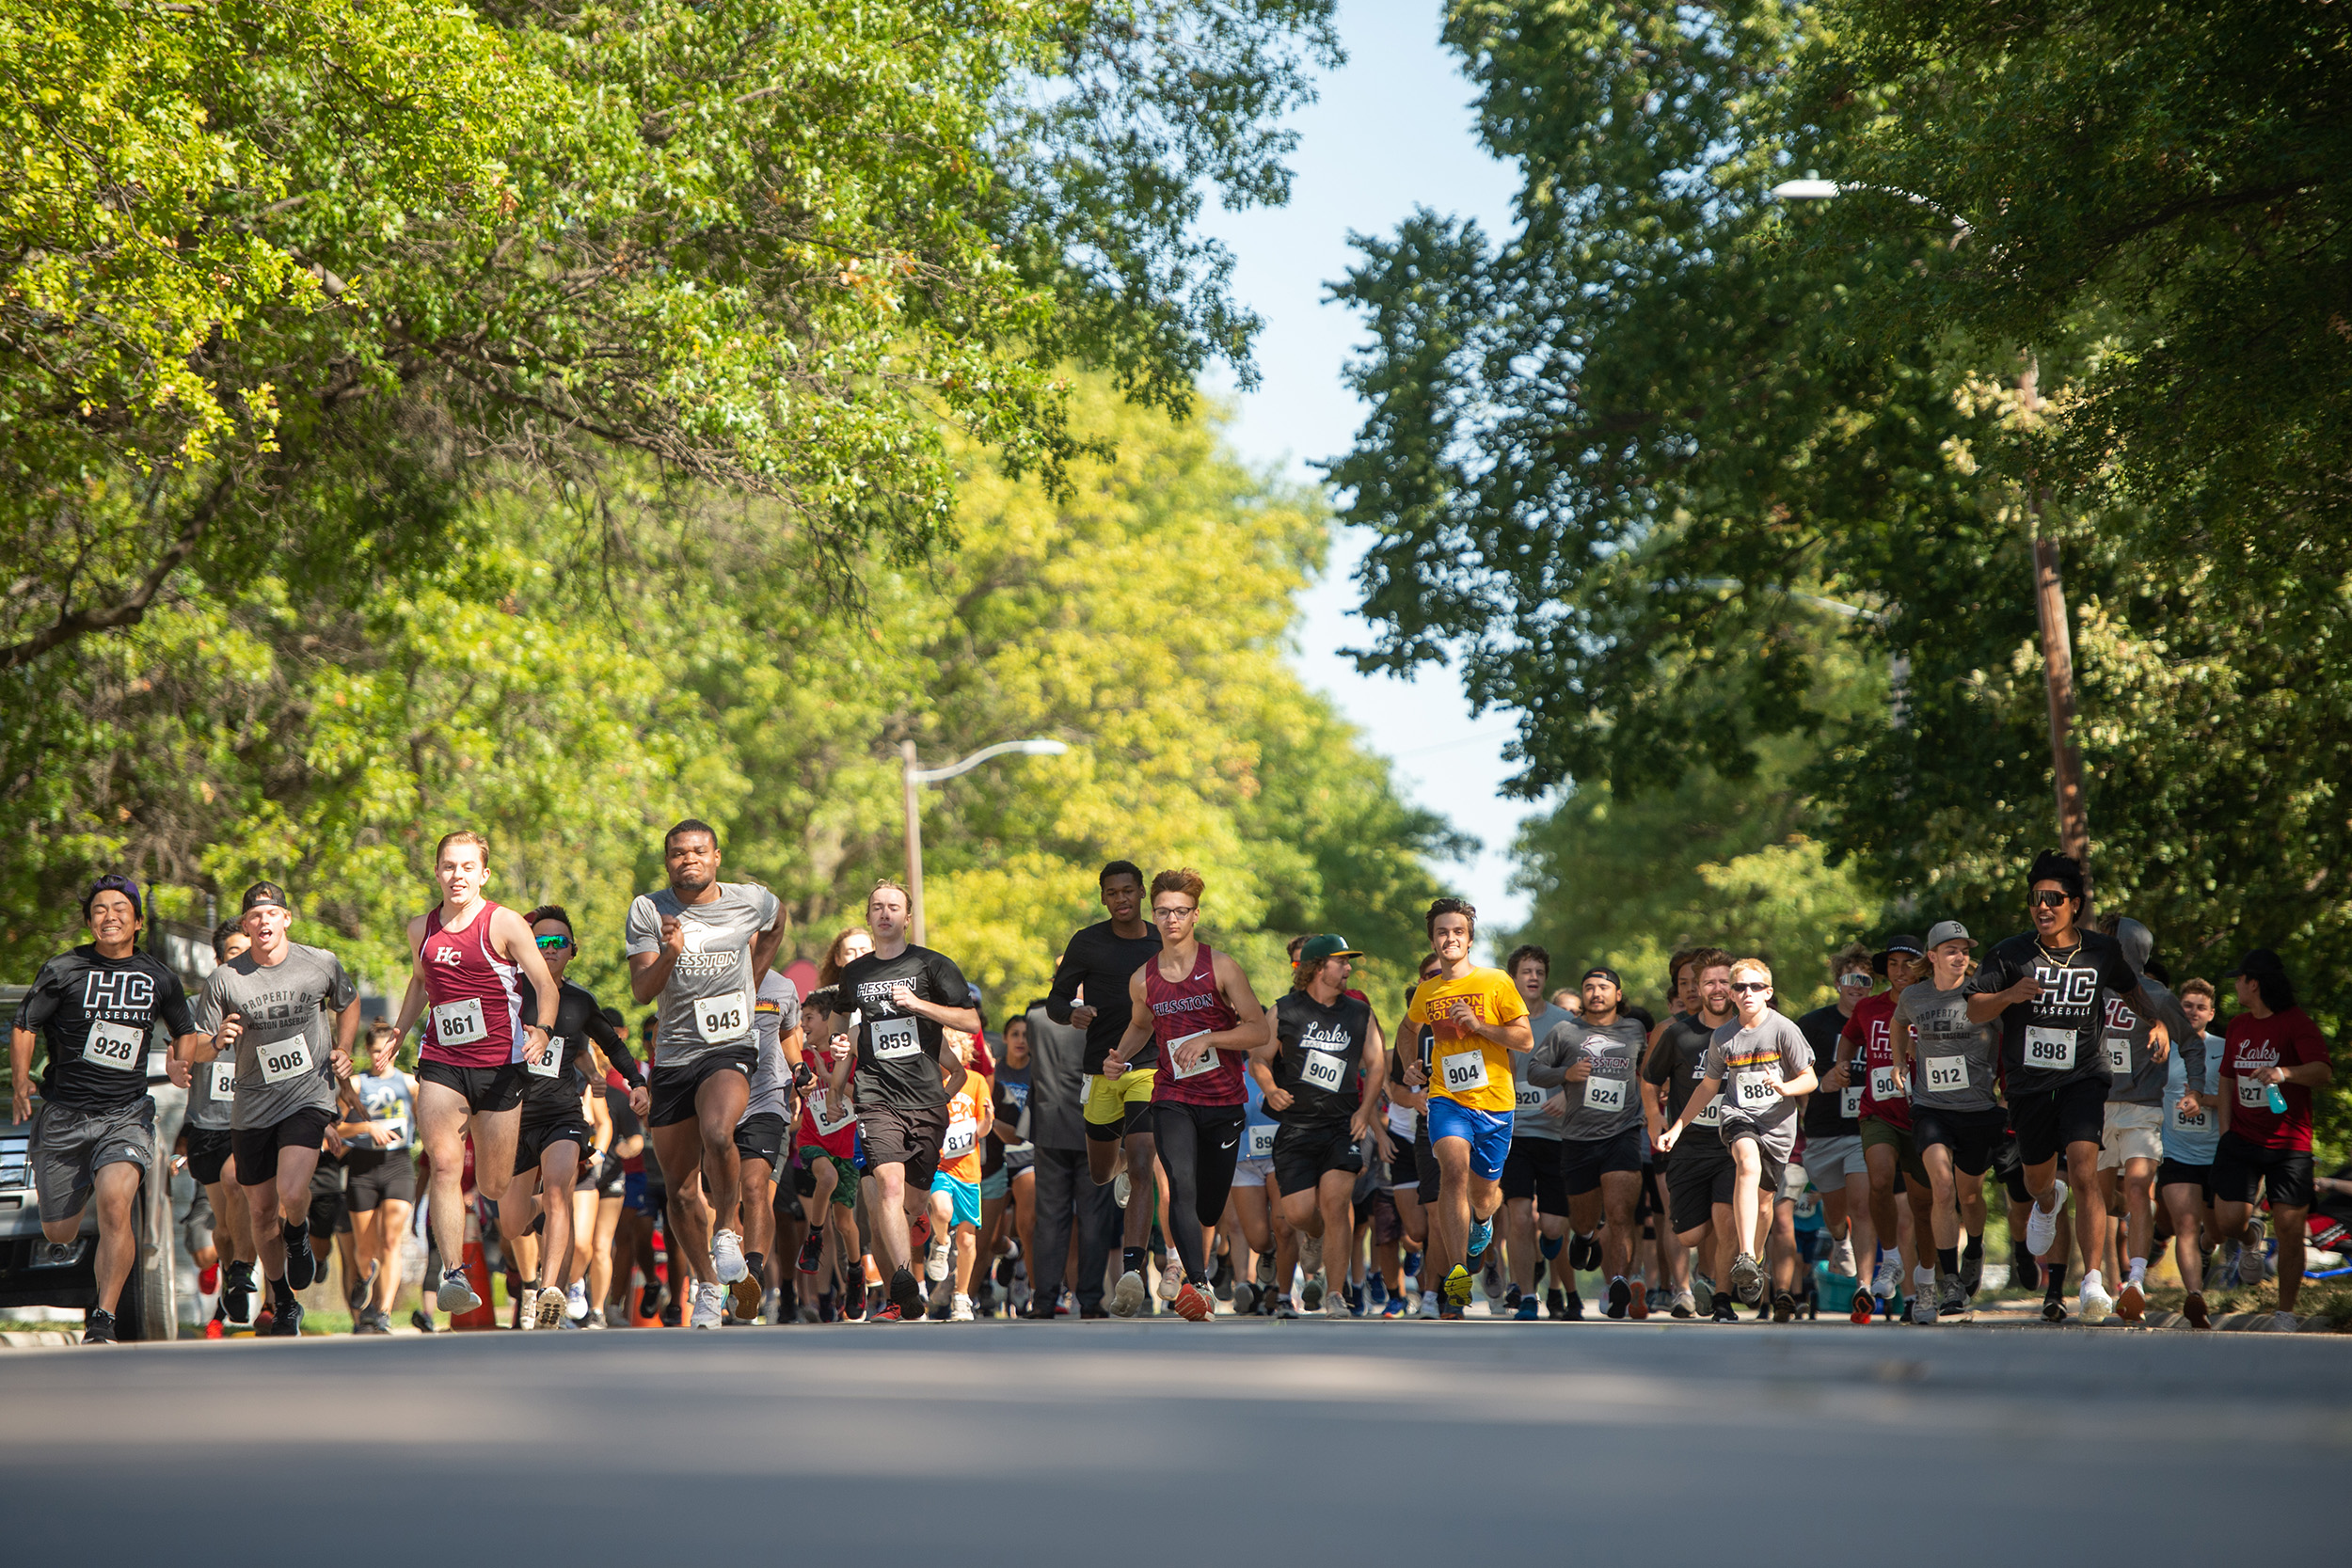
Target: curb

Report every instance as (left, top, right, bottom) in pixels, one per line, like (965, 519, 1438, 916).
(0, 1331, 80, 1347)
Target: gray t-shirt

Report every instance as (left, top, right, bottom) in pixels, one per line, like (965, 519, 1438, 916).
(625, 881, 781, 1070)
(1702, 1011, 1810, 1151)
(195, 942, 358, 1132)
(1528, 1014, 1648, 1141)
(1893, 980, 2000, 1112)
(743, 970, 802, 1122)
(2099, 977, 2198, 1106)
(1509, 1003, 1574, 1138)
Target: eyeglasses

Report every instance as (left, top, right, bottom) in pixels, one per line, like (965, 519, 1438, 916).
(1151, 907, 1197, 922)
(1836, 972, 1872, 989)
(2028, 891, 2070, 909)
(534, 933, 572, 951)
(1730, 981, 1771, 994)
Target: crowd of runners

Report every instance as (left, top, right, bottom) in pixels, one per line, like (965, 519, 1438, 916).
(9, 830, 2340, 1342)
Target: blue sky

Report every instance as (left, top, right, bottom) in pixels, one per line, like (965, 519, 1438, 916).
(1193, 1, 1539, 934)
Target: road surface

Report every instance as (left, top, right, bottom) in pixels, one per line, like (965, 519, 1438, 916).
(5, 1319, 2345, 1563)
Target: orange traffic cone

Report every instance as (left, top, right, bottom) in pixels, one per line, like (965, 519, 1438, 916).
(450, 1208, 497, 1331)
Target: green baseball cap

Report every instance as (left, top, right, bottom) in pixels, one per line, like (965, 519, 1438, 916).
(1296, 933, 1363, 965)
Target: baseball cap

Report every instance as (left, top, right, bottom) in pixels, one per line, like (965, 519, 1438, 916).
(1298, 934, 1363, 965)
(1923, 920, 1974, 950)
(1581, 966, 1622, 987)
(1872, 933, 1925, 974)
(240, 881, 293, 914)
(2224, 948, 2287, 979)
(82, 873, 144, 921)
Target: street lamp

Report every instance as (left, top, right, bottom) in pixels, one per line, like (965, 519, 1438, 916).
(1768, 178, 2088, 863)
(898, 737, 1070, 943)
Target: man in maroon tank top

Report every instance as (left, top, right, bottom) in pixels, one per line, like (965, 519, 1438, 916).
(1102, 867, 1271, 1322)
(390, 830, 560, 1317)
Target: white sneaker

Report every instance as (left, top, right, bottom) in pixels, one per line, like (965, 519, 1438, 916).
(924, 1238, 950, 1284)
(1869, 1253, 1899, 1300)
(535, 1285, 568, 1331)
(436, 1266, 481, 1315)
(565, 1280, 589, 1322)
(711, 1228, 749, 1285)
(1108, 1270, 1146, 1317)
(1910, 1269, 1937, 1326)
(2238, 1217, 2269, 1283)
(690, 1280, 724, 1329)
(2077, 1270, 2113, 1323)
(2026, 1179, 2067, 1257)
(1829, 1232, 1857, 1277)
(1156, 1253, 1183, 1302)
(1113, 1171, 1131, 1209)
(1418, 1291, 1438, 1320)
(1323, 1287, 1348, 1318)
(949, 1293, 975, 1322)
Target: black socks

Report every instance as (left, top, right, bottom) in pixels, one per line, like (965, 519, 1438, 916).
(1123, 1246, 1146, 1277)
(1936, 1246, 1959, 1276)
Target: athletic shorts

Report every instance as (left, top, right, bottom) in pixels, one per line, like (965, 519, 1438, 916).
(1082, 1069, 1159, 1140)
(859, 1100, 948, 1189)
(420, 1058, 525, 1115)
(514, 1116, 589, 1176)
(184, 1124, 235, 1188)
(1720, 1124, 1790, 1196)
(1558, 1125, 1644, 1199)
(1499, 1136, 1567, 1213)
(2210, 1132, 2313, 1211)
(979, 1166, 1008, 1201)
(30, 1098, 153, 1224)
(1911, 1105, 2008, 1178)
(1991, 1132, 2031, 1206)
(1232, 1154, 1273, 1190)
(1425, 1100, 1512, 1183)
(733, 1110, 787, 1168)
(231, 1105, 334, 1186)
(623, 1169, 650, 1213)
(1365, 1186, 1403, 1246)
(1272, 1118, 1364, 1196)
(1860, 1115, 1928, 1183)
(2098, 1101, 2164, 1170)
(1667, 1141, 1734, 1236)
(1804, 1132, 1867, 1187)
(938, 1173, 981, 1229)
(2156, 1158, 2214, 1206)
(793, 1148, 860, 1208)
(648, 1046, 755, 1129)
(2009, 1077, 2109, 1167)
(344, 1148, 417, 1212)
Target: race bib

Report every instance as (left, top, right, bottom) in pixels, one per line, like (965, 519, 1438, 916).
(2236, 1076, 2266, 1109)
(2174, 1101, 2211, 1132)
(1438, 1049, 1488, 1094)
(1168, 1030, 1219, 1082)
(810, 1089, 856, 1136)
(2024, 1024, 2075, 1070)
(1691, 1095, 1722, 1128)
(869, 1015, 919, 1062)
(1515, 1084, 1546, 1112)
(1735, 1073, 1780, 1112)
(1248, 1123, 1276, 1158)
(1583, 1077, 1626, 1113)
(2105, 1036, 2132, 1075)
(694, 990, 749, 1043)
(525, 1034, 564, 1078)
(1840, 1084, 1863, 1118)
(1300, 1049, 1345, 1092)
(207, 1060, 238, 1101)
(1869, 1066, 1902, 1102)
(257, 1035, 313, 1085)
(432, 998, 486, 1048)
(1923, 1055, 1968, 1094)
(943, 1116, 977, 1158)
(82, 1019, 145, 1072)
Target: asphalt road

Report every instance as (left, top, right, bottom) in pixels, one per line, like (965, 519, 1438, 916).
(6, 1319, 2347, 1563)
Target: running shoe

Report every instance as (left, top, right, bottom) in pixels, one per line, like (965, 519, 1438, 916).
(284, 1229, 317, 1291)
(1108, 1270, 1147, 1317)
(2076, 1272, 2113, 1324)
(267, 1299, 304, 1337)
(437, 1265, 482, 1315)
(690, 1280, 724, 1329)
(1629, 1283, 1649, 1320)
(638, 1279, 665, 1322)
(731, 1274, 764, 1323)
(1939, 1276, 1969, 1318)
(1480, 1257, 1503, 1304)
(1708, 1291, 1738, 1323)
(887, 1265, 925, 1321)
(1828, 1231, 1856, 1277)
(1403, 1249, 1422, 1280)
(1848, 1286, 1872, 1325)
(840, 1287, 866, 1322)
(949, 1293, 976, 1322)
(410, 1307, 437, 1333)
(874, 1302, 904, 1323)
(1158, 1253, 1184, 1303)
(1560, 1289, 1585, 1321)
(2042, 1298, 2069, 1324)
(533, 1285, 567, 1331)
(924, 1238, 950, 1285)
(347, 1258, 377, 1311)
(1323, 1287, 1348, 1319)
(1910, 1284, 1935, 1326)
(1438, 1303, 1465, 1321)
(1959, 1245, 1984, 1298)
(1513, 1295, 1538, 1322)
(83, 1308, 118, 1345)
(1868, 1252, 1899, 1302)
(1212, 1253, 1234, 1300)
(566, 1280, 590, 1322)
(1606, 1277, 1632, 1320)
(1383, 1295, 1408, 1318)
(1772, 1291, 1796, 1323)
(2025, 1178, 2067, 1257)
(1273, 1297, 1300, 1320)
(2114, 1278, 2145, 1323)
(1467, 1215, 1493, 1264)
(2183, 1291, 2210, 1330)
(199, 1261, 219, 1295)
(711, 1228, 749, 1285)
(1442, 1264, 1475, 1308)
(221, 1259, 256, 1324)
(1345, 1282, 1365, 1317)
(1230, 1281, 1257, 1316)
(1568, 1231, 1601, 1272)
(1728, 1251, 1763, 1307)
(1418, 1291, 1438, 1320)
(1502, 1283, 1523, 1314)
(1673, 1290, 1699, 1321)
(1173, 1281, 1214, 1323)
(1113, 1170, 1131, 1210)
(1301, 1272, 1325, 1311)
(796, 1230, 826, 1274)
(2238, 1217, 2269, 1283)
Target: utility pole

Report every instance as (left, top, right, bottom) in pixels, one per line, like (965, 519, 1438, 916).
(900, 739, 927, 945)
(2019, 356, 2090, 866)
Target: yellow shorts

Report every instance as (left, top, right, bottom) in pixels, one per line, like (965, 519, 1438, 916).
(1083, 1069, 1158, 1140)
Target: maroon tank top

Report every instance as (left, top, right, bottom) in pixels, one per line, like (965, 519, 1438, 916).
(418, 901, 523, 1068)
(1146, 942, 1244, 1106)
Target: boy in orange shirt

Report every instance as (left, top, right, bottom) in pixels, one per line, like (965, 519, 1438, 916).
(930, 1030, 990, 1321)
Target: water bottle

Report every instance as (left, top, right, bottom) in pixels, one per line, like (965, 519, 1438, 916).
(2265, 1079, 2289, 1115)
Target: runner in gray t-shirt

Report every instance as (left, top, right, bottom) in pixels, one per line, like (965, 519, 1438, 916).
(1526, 965, 1652, 1317)
(1497, 945, 1570, 1318)
(1889, 921, 2006, 1322)
(723, 969, 802, 1321)
(624, 820, 787, 1323)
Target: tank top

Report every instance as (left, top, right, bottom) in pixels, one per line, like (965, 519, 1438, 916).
(418, 900, 524, 1069)
(1144, 942, 1244, 1106)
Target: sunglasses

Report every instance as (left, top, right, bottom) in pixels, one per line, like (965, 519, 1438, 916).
(534, 933, 572, 951)
(1730, 981, 1771, 994)
(2028, 891, 2071, 909)
(1836, 972, 1873, 989)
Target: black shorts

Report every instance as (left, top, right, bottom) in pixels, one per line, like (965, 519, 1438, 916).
(735, 1111, 787, 1168)
(1911, 1105, 2008, 1178)
(344, 1148, 417, 1212)
(1637, 1161, 1663, 1225)
(514, 1116, 590, 1176)
(2009, 1077, 2109, 1167)
(648, 1047, 756, 1129)
(1272, 1118, 1363, 1196)
(185, 1126, 236, 1187)
(1500, 1136, 1568, 1213)
(420, 1058, 525, 1115)
(1991, 1131, 2031, 1206)
(232, 1106, 335, 1186)
(859, 1100, 949, 1189)
(2156, 1157, 2214, 1206)
(1412, 1122, 1440, 1205)
(2210, 1132, 2313, 1211)
(1666, 1140, 1734, 1235)
(308, 1155, 351, 1235)
(596, 1149, 627, 1198)
(1559, 1125, 1645, 1198)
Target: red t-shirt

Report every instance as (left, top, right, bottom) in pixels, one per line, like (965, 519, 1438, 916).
(1840, 992, 1911, 1132)
(2220, 1006, 2329, 1151)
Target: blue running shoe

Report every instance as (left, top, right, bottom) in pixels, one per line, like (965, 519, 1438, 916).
(1468, 1216, 1493, 1263)
(1382, 1295, 1408, 1318)
(1514, 1295, 1539, 1321)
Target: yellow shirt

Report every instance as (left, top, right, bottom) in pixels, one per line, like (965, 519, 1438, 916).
(1406, 967, 1529, 1116)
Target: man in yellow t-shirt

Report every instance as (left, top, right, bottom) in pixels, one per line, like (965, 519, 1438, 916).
(1402, 897, 1532, 1317)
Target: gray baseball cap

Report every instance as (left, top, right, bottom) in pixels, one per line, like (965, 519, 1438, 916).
(1924, 919, 1974, 950)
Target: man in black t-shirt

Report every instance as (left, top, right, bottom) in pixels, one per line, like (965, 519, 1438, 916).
(9, 876, 203, 1343)
(810, 879, 981, 1323)
(1267, 935, 1389, 1316)
(1641, 947, 1735, 1319)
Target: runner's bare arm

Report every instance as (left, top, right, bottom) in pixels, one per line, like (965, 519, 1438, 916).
(497, 906, 558, 1049)
(392, 913, 433, 1041)
(1654, 1073, 1723, 1152)
(8, 1026, 35, 1122)
(628, 911, 686, 1005)
(1352, 1015, 1391, 1140)
(1209, 950, 1272, 1058)
(1100, 969, 1155, 1076)
(329, 994, 363, 1079)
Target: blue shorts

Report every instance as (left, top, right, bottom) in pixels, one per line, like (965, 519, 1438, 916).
(1426, 1100, 1513, 1183)
(940, 1174, 981, 1229)
(623, 1170, 649, 1214)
